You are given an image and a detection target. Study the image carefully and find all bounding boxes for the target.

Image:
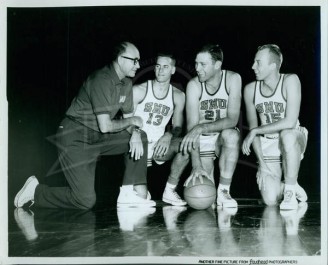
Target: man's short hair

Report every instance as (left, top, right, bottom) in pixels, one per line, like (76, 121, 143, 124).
(258, 44, 283, 69)
(111, 41, 130, 61)
(156, 52, 176, 66)
(198, 44, 224, 63)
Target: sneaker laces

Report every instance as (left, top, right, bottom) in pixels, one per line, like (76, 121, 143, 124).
(220, 189, 232, 200)
(168, 189, 183, 201)
(22, 196, 35, 208)
(283, 190, 294, 202)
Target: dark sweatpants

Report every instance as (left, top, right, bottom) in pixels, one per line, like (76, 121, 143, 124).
(34, 117, 148, 209)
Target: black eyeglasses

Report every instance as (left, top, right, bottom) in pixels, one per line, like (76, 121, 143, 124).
(121, 56, 140, 65)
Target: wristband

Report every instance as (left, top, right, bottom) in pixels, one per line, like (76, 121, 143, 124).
(134, 126, 141, 133)
(170, 126, 182, 138)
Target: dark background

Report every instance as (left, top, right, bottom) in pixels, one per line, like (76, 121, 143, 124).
(7, 6, 321, 207)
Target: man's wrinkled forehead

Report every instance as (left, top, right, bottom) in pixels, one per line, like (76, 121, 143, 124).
(196, 52, 213, 62)
(156, 56, 173, 65)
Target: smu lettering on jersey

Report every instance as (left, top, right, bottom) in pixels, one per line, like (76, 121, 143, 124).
(198, 70, 228, 158)
(254, 74, 300, 139)
(199, 70, 228, 125)
(134, 80, 174, 143)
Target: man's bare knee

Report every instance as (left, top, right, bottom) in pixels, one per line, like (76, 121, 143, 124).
(261, 191, 280, 206)
(220, 129, 240, 145)
(280, 129, 300, 153)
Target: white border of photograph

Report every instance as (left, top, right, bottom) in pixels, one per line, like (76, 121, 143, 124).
(0, 0, 327, 264)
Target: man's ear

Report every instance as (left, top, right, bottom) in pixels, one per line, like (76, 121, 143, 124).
(171, 66, 176, 75)
(214, 60, 222, 70)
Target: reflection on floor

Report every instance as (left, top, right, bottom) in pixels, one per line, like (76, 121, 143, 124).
(9, 200, 321, 257)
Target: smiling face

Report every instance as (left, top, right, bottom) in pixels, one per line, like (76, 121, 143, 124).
(252, 48, 275, 81)
(154, 56, 175, 83)
(195, 52, 221, 83)
(119, 43, 140, 78)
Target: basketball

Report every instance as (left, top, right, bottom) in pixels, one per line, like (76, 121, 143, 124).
(183, 177, 216, 210)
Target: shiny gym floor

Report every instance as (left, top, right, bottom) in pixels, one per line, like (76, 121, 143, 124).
(8, 199, 321, 258)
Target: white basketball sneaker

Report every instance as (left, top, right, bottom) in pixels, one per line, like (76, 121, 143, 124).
(280, 190, 298, 210)
(117, 207, 156, 231)
(295, 184, 308, 202)
(117, 186, 156, 208)
(217, 206, 238, 231)
(217, 189, 238, 208)
(280, 202, 308, 235)
(163, 205, 187, 230)
(162, 188, 187, 206)
(14, 208, 38, 241)
(14, 176, 39, 208)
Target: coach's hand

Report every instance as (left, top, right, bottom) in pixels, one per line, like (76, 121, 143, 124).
(129, 131, 144, 160)
(131, 116, 143, 128)
(184, 166, 209, 187)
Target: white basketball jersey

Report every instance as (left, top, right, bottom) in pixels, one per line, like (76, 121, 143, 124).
(134, 80, 174, 143)
(254, 74, 300, 138)
(199, 70, 228, 125)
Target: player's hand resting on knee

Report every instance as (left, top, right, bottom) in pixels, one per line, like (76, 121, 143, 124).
(242, 129, 257, 156)
(153, 132, 172, 158)
(180, 126, 202, 155)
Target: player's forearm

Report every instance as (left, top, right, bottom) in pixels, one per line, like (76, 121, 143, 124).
(252, 118, 298, 136)
(251, 137, 266, 166)
(166, 126, 183, 138)
(101, 117, 136, 133)
(199, 117, 238, 134)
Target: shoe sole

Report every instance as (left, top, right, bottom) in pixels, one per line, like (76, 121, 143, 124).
(280, 206, 298, 210)
(279, 203, 298, 210)
(217, 201, 238, 208)
(14, 176, 37, 208)
(162, 198, 187, 206)
(296, 194, 308, 202)
(117, 202, 156, 208)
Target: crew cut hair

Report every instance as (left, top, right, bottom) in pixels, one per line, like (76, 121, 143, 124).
(198, 43, 224, 63)
(156, 52, 176, 66)
(258, 44, 283, 69)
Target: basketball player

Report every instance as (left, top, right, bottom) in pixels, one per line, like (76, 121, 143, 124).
(130, 53, 189, 206)
(180, 44, 242, 208)
(242, 44, 308, 210)
(14, 41, 155, 210)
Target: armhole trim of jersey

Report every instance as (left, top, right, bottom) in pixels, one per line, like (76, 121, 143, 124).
(199, 82, 204, 100)
(138, 81, 149, 104)
(253, 81, 257, 105)
(281, 74, 287, 102)
(224, 70, 229, 95)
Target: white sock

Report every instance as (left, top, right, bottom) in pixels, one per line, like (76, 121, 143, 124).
(284, 184, 296, 194)
(121, 185, 133, 191)
(295, 182, 301, 190)
(218, 184, 230, 193)
(166, 182, 176, 190)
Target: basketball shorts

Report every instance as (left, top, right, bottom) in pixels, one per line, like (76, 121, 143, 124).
(260, 137, 281, 164)
(199, 133, 220, 159)
(199, 127, 240, 159)
(147, 140, 165, 167)
(260, 126, 308, 164)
